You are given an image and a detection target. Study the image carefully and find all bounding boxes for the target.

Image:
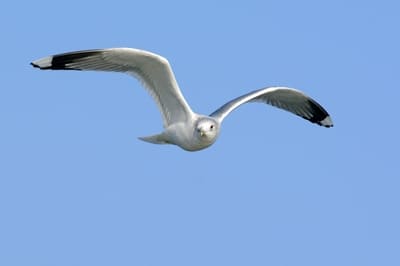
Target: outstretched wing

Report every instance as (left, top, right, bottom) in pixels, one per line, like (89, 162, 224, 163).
(210, 87, 333, 127)
(31, 48, 194, 127)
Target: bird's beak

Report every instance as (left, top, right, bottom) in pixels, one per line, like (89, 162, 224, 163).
(200, 131, 205, 137)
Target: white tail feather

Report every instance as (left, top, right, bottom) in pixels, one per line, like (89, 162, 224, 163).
(138, 133, 169, 145)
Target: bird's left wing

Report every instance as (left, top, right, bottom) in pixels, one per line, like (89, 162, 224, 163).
(31, 48, 194, 127)
(210, 87, 333, 127)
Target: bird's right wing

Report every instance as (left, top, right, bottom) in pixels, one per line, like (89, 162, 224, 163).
(31, 48, 194, 127)
(210, 87, 333, 127)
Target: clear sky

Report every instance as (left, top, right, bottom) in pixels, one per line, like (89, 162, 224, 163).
(1, 0, 399, 265)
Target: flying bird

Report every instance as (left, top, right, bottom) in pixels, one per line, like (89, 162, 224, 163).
(31, 48, 333, 151)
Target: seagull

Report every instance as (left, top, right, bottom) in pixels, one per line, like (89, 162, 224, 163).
(31, 48, 333, 151)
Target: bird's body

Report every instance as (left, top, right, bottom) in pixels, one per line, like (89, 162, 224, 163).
(31, 48, 333, 151)
(139, 115, 219, 151)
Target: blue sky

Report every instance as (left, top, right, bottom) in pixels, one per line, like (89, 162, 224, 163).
(1, 0, 399, 265)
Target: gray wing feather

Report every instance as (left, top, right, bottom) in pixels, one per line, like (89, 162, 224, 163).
(210, 87, 333, 127)
(31, 48, 193, 127)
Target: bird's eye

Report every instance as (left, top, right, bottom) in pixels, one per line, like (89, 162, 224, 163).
(210, 125, 214, 130)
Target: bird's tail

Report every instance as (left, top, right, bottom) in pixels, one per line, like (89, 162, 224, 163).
(138, 132, 169, 145)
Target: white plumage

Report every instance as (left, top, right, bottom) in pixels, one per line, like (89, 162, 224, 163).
(31, 48, 333, 151)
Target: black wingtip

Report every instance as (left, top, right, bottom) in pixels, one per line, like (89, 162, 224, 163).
(31, 50, 103, 71)
(305, 99, 334, 128)
(51, 50, 102, 70)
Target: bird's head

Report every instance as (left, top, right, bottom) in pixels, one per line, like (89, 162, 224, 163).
(194, 117, 219, 145)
